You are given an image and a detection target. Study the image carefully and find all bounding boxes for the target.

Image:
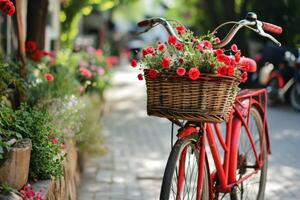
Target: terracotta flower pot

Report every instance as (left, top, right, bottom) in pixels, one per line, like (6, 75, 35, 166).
(0, 139, 32, 190)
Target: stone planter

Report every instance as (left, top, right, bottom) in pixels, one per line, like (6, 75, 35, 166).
(0, 139, 32, 190)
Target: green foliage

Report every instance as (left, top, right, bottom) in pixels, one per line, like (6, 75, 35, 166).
(11, 104, 64, 179)
(0, 183, 16, 195)
(60, 0, 119, 47)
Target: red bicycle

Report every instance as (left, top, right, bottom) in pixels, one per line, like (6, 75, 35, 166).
(137, 12, 282, 200)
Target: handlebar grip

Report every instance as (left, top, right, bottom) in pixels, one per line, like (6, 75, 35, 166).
(137, 19, 151, 27)
(262, 22, 283, 34)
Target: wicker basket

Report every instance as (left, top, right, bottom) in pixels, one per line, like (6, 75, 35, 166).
(145, 70, 240, 123)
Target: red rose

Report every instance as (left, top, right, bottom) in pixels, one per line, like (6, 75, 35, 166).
(31, 50, 44, 61)
(52, 138, 59, 144)
(161, 57, 171, 68)
(215, 37, 221, 44)
(227, 66, 235, 76)
(131, 59, 138, 68)
(176, 43, 184, 51)
(80, 67, 92, 78)
(158, 43, 166, 52)
(188, 67, 200, 80)
(148, 69, 158, 79)
(44, 73, 54, 81)
(176, 25, 185, 35)
(235, 51, 241, 62)
(176, 67, 186, 76)
(25, 40, 37, 52)
(1, 0, 15, 16)
(241, 72, 248, 82)
(231, 44, 238, 52)
(138, 73, 143, 80)
(168, 35, 177, 45)
(197, 44, 204, 51)
(217, 66, 227, 76)
(217, 54, 230, 65)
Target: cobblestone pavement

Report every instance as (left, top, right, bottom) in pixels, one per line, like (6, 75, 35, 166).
(79, 64, 300, 200)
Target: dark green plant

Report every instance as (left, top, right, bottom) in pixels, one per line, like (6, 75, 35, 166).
(9, 104, 64, 179)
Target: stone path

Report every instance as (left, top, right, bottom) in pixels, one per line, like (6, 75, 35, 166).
(78, 64, 300, 200)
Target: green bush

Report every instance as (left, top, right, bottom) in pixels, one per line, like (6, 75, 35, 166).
(12, 104, 64, 179)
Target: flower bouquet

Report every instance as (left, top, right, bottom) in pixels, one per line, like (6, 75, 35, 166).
(131, 24, 249, 123)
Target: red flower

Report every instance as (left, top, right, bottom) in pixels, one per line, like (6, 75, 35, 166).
(138, 73, 143, 80)
(231, 44, 238, 52)
(227, 66, 235, 76)
(215, 49, 224, 56)
(131, 59, 138, 68)
(217, 66, 227, 76)
(217, 54, 230, 65)
(148, 69, 158, 79)
(31, 50, 44, 61)
(168, 35, 177, 45)
(142, 47, 155, 56)
(80, 67, 92, 78)
(176, 67, 186, 76)
(241, 72, 248, 82)
(52, 138, 59, 144)
(188, 67, 200, 80)
(215, 37, 221, 44)
(161, 57, 171, 68)
(0, 0, 15, 16)
(176, 43, 184, 51)
(158, 43, 166, 52)
(176, 25, 185, 35)
(25, 40, 37, 52)
(197, 44, 204, 51)
(202, 40, 212, 49)
(235, 51, 241, 62)
(142, 48, 148, 56)
(44, 73, 54, 81)
(106, 56, 119, 67)
(210, 63, 215, 67)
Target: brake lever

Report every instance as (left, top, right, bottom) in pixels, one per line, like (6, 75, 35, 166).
(256, 20, 281, 46)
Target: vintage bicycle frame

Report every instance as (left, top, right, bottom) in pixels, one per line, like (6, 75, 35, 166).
(176, 88, 271, 199)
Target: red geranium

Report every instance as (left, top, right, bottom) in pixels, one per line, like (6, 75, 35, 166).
(217, 54, 230, 65)
(202, 40, 213, 49)
(0, 0, 15, 16)
(231, 44, 238, 52)
(148, 69, 158, 79)
(215, 49, 224, 56)
(25, 40, 37, 52)
(138, 73, 143, 80)
(176, 67, 186, 76)
(176, 43, 184, 51)
(235, 51, 241, 62)
(215, 37, 221, 44)
(44, 73, 54, 81)
(176, 25, 185, 35)
(197, 44, 204, 51)
(227, 66, 235, 76)
(31, 50, 44, 61)
(217, 66, 227, 76)
(131, 59, 138, 68)
(161, 57, 171, 68)
(188, 67, 200, 80)
(168, 35, 177, 45)
(158, 43, 166, 52)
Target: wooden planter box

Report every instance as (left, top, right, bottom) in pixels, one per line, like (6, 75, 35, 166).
(0, 139, 32, 190)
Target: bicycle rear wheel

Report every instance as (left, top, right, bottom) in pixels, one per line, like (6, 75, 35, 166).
(231, 107, 268, 200)
(160, 134, 209, 200)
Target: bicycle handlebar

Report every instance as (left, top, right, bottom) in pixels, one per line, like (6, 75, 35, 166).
(136, 12, 282, 48)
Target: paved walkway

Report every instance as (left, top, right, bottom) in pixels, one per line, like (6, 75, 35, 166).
(78, 64, 300, 200)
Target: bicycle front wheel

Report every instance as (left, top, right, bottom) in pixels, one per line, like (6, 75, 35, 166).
(160, 134, 209, 200)
(231, 107, 268, 200)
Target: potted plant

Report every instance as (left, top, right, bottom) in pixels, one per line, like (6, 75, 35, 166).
(0, 105, 32, 190)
